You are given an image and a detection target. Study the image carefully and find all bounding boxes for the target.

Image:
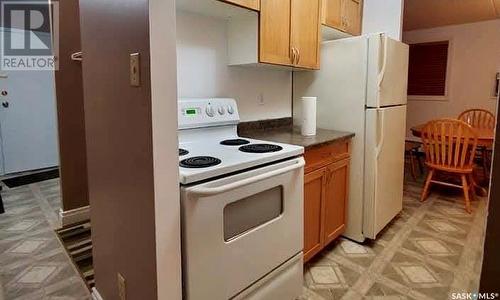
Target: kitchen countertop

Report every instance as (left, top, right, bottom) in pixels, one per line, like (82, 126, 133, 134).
(240, 126, 355, 150)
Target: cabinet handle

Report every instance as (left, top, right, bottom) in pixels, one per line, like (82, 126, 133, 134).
(297, 48, 300, 64)
(290, 47, 296, 64)
(292, 47, 299, 65)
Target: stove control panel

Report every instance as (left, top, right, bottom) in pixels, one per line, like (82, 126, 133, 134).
(178, 98, 240, 129)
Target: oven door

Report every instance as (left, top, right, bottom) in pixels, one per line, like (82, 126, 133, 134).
(181, 157, 304, 300)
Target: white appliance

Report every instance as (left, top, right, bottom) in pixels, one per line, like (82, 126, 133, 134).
(178, 98, 305, 300)
(293, 33, 409, 242)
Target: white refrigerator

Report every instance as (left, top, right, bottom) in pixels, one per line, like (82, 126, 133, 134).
(293, 33, 409, 242)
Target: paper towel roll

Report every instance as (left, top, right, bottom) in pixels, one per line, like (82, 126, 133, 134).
(301, 97, 317, 136)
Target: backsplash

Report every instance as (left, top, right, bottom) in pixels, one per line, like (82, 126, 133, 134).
(176, 10, 292, 122)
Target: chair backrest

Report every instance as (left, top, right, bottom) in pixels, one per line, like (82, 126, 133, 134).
(421, 119, 478, 170)
(458, 109, 496, 130)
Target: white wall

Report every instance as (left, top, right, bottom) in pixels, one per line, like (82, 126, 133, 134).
(404, 20, 500, 137)
(150, 0, 182, 299)
(362, 0, 404, 40)
(176, 11, 292, 122)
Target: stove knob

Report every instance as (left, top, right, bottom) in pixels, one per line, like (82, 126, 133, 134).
(218, 106, 225, 115)
(205, 105, 215, 117)
(227, 105, 234, 115)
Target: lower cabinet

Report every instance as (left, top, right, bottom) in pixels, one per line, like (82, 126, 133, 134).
(304, 168, 326, 261)
(303, 141, 351, 263)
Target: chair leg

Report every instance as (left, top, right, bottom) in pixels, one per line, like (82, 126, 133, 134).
(421, 169, 434, 202)
(410, 152, 417, 181)
(482, 149, 491, 180)
(468, 173, 477, 198)
(416, 153, 424, 175)
(461, 175, 472, 214)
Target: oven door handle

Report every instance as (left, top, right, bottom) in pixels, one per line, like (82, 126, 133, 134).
(188, 158, 305, 196)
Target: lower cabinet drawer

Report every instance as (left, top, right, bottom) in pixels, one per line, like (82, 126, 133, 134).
(304, 140, 350, 173)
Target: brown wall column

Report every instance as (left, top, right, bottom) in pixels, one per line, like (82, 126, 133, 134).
(480, 103, 500, 293)
(79, 0, 159, 298)
(54, 0, 89, 212)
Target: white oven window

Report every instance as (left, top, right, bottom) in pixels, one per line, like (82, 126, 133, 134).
(223, 186, 283, 241)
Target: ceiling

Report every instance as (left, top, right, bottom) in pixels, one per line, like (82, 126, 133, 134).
(404, 0, 500, 31)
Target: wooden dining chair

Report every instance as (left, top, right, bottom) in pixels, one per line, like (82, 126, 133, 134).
(420, 119, 478, 213)
(458, 109, 495, 130)
(458, 109, 496, 178)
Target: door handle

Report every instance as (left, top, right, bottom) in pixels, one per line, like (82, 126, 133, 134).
(188, 158, 305, 196)
(2, 101, 9, 108)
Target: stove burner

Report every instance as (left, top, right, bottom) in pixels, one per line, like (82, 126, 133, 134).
(179, 148, 189, 156)
(180, 156, 222, 168)
(220, 139, 250, 146)
(239, 144, 283, 153)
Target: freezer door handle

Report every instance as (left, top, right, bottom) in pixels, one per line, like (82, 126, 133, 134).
(377, 35, 389, 107)
(188, 158, 305, 196)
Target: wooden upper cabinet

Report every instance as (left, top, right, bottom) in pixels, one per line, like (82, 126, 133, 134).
(221, 0, 260, 11)
(260, 0, 292, 66)
(303, 168, 326, 262)
(321, 0, 342, 29)
(322, 0, 363, 36)
(343, 0, 362, 35)
(323, 159, 349, 245)
(290, 0, 321, 69)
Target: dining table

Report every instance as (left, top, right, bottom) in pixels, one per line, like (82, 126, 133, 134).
(411, 124, 495, 148)
(410, 123, 495, 196)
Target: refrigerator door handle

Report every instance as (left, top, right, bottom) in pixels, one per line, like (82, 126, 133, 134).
(375, 108, 385, 159)
(377, 35, 389, 106)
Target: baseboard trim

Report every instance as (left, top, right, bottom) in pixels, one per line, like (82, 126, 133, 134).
(59, 206, 90, 227)
(91, 287, 103, 300)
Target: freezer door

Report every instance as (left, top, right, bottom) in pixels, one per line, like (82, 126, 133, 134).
(366, 34, 409, 108)
(364, 105, 406, 239)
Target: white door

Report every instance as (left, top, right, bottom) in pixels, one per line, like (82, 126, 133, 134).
(363, 105, 406, 239)
(0, 30, 59, 174)
(366, 34, 409, 108)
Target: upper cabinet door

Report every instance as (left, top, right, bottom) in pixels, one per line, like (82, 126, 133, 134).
(221, 0, 260, 11)
(260, 0, 292, 66)
(322, 0, 342, 29)
(290, 0, 321, 69)
(343, 0, 362, 35)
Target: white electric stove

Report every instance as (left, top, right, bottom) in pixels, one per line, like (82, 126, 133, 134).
(178, 98, 304, 185)
(178, 98, 305, 300)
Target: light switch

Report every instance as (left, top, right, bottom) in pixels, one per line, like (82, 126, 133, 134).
(130, 53, 140, 87)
